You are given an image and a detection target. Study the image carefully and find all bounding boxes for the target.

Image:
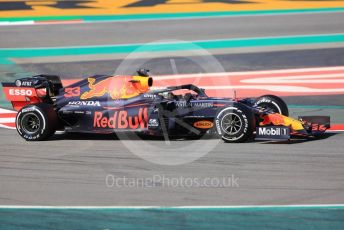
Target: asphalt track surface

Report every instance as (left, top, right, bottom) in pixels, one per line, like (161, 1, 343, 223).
(0, 12, 343, 48)
(15, 47, 344, 77)
(1, 128, 344, 206)
(0, 12, 344, 206)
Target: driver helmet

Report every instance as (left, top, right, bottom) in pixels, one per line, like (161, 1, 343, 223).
(137, 68, 150, 77)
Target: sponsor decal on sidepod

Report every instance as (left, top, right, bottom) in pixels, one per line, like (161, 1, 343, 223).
(9, 88, 33, 96)
(93, 108, 148, 129)
(258, 127, 289, 136)
(148, 118, 159, 127)
(194, 120, 213, 129)
(68, 101, 101, 106)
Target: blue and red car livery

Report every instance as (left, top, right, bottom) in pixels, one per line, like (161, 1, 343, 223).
(1, 69, 330, 142)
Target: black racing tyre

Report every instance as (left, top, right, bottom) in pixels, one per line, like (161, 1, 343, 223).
(215, 105, 255, 143)
(16, 103, 58, 141)
(254, 95, 289, 116)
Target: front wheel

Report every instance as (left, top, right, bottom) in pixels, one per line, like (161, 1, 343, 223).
(254, 95, 289, 116)
(215, 105, 254, 143)
(16, 103, 58, 141)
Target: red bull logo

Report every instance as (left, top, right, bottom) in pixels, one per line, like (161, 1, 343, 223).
(81, 76, 152, 100)
(94, 108, 148, 129)
(260, 113, 285, 126)
(260, 113, 304, 131)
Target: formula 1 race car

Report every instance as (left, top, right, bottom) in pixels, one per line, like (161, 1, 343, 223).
(2, 69, 330, 142)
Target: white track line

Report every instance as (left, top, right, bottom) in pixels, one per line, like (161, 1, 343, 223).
(203, 85, 344, 93)
(0, 124, 15, 129)
(0, 108, 16, 113)
(151, 85, 344, 93)
(241, 73, 344, 83)
(156, 73, 344, 83)
(154, 66, 344, 80)
(0, 118, 15, 123)
(0, 21, 34, 26)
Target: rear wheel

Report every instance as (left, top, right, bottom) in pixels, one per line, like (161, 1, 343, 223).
(16, 103, 58, 141)
(215, 105, 254, 143)
(254, 95, 289, 116)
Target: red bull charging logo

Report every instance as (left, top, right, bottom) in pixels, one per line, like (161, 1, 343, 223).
(260, 113, 304, 131)
(81, 76, 151, 100)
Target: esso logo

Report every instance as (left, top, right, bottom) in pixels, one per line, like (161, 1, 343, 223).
(9, 89, 33, 96)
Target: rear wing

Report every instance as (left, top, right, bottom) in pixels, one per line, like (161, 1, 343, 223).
(2, 75, 63, 111)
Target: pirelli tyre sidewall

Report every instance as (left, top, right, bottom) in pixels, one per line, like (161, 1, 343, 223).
(16, 103, 58, 141)
(215, 105, 254, 143)
(254, 95, 289, 116)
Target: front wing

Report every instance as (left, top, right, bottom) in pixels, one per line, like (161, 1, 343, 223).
(255, 114, 330, 141)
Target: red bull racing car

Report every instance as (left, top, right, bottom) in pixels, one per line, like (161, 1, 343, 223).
(2, 69, 330, 142)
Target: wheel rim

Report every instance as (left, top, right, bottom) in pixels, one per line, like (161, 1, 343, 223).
(21, 113, 40, 134)
(221, 113, 242, 135)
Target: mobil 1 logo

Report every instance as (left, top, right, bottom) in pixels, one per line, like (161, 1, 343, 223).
(256, 126, 290, 140)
